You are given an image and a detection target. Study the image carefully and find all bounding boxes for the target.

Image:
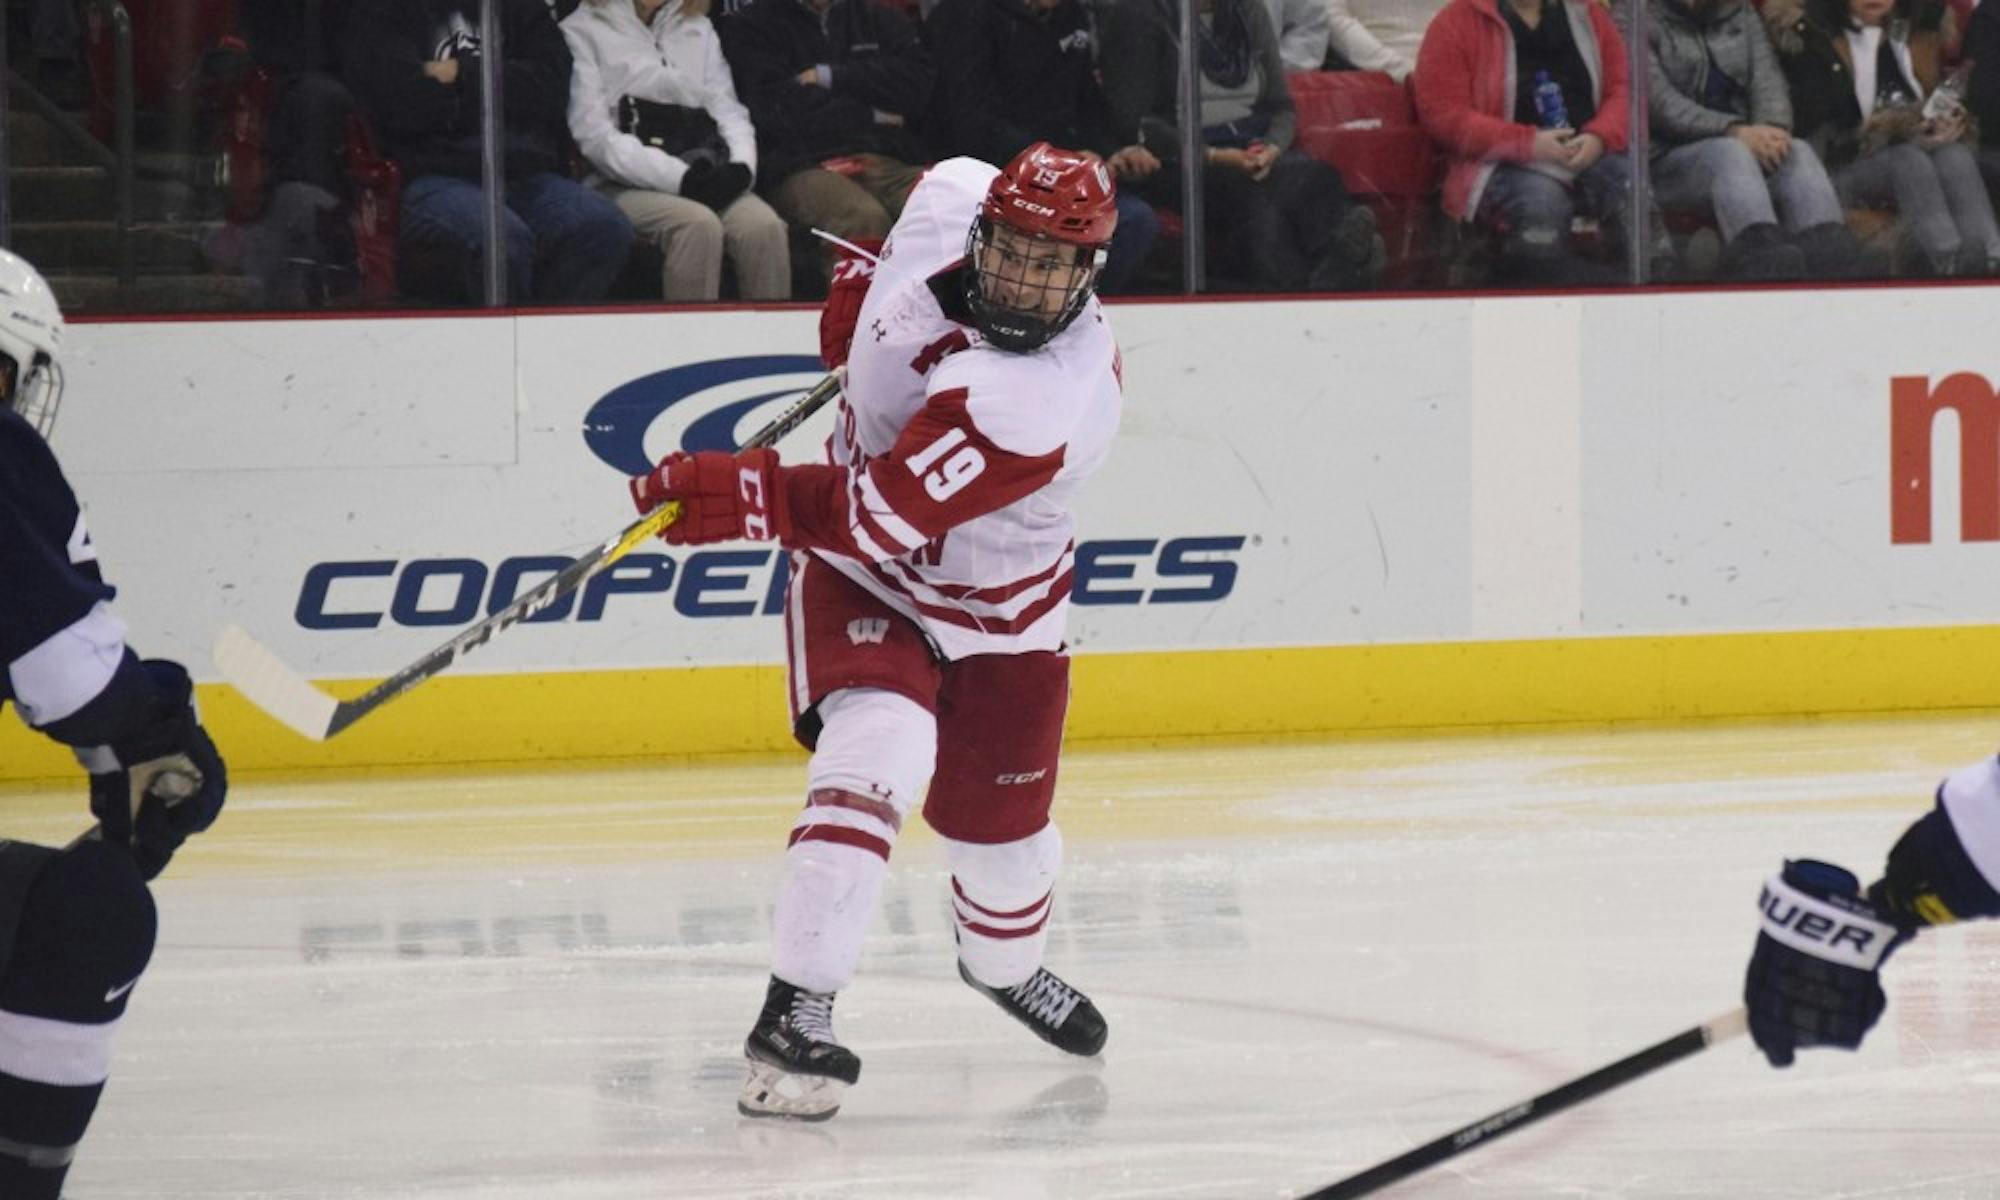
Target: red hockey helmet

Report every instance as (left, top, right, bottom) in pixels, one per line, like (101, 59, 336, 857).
(965, 142, 1119, 352)
(981, 142, 1119, 248)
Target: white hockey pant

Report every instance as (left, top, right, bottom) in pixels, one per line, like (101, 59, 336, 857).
(770, 687, 935, 996)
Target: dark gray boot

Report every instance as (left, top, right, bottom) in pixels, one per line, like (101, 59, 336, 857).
(1792, 221, 1863, 279)
(1723, 223, 1806, 281)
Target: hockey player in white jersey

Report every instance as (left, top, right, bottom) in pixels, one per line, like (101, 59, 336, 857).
(1744, 756, 2000, 1066)
(627, 141, 1121, 1119)
(0, 249, 227, 1195)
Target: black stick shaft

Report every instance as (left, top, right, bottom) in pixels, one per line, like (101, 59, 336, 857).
(1299, 1008, 1746, 1200)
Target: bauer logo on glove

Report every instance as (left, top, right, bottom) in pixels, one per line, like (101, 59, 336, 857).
(1744, 859, 1911, 1067)
(1757, 876, 1899, 968)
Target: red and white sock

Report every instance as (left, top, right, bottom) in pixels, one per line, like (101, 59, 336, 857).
(769, 688, 934, 994)
(949, 824, 1063, 990)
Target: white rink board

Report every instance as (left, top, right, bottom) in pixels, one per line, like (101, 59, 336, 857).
(46, 289, 2000, 681)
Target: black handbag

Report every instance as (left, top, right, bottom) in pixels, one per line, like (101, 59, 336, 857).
(617, 95, 731, 167)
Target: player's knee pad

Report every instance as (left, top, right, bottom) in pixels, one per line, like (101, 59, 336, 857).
(794, 688, 936, 862)
(771, 690, 934, 994)
(0, 843, 150, 1199)
(0, 840, 156, 1029)
(948, 824, 1063, 990)
(770, 837, 892, 996)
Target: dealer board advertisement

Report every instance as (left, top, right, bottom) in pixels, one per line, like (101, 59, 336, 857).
(6, 288, 1997, 776)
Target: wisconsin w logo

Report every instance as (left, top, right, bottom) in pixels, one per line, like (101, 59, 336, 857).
(847, 618, 890, 645)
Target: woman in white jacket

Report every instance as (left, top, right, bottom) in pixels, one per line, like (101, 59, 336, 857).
(564, 0, 792, 301)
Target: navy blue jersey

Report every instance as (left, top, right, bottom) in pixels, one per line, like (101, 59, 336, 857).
(1, 407, 117, 715)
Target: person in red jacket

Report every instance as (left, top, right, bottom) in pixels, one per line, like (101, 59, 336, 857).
(1415, 0, 1670, 282)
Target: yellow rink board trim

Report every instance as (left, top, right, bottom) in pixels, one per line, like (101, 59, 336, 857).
(3, 624, 1998, 784)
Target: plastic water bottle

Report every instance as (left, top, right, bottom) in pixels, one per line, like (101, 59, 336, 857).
(1533, 70, 1570, 130)
(1923, 62, 1971, 123)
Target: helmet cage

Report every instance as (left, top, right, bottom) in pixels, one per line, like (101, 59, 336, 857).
(963, 215, 1107, 353)
(0, 250, 66, 438)
(4, 350, 65, 438)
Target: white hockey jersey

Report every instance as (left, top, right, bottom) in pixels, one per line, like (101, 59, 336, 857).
(795, 156, 1123, 661)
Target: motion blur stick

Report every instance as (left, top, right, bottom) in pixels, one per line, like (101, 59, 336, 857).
(1298, 1008, 1748, 1200)
(65, 768, 200, 850)
(215, 371, 842, 741)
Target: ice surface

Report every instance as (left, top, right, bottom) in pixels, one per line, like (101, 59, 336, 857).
(9, 714, 1999, 1198)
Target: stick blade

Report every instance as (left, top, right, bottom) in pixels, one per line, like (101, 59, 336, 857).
(213, 624, 338, 741)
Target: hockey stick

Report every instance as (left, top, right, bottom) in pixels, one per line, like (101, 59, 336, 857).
(1297, 1007, 1748, 1199)
(65, 767, 202, 850)
(215, 371, 842, 742)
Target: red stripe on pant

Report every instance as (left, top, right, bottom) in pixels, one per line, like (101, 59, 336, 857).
(952, 877, 1049, 921)
(789, 823, 894, 861)
(955, 906, 1051, 940)
(807, 787, 903, 832)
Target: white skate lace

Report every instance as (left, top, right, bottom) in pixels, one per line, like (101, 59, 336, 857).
(788, 990, 839, 1044)
(1005, 970, 1082, 1028)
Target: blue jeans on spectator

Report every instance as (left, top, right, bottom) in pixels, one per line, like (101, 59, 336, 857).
(1835, 140, 2000, 273)
(1476, 154, 1666, 279)
(400, 172, 633, 304)
(1099, 190, 1160, 294)
(1651, 135, 1843, 242)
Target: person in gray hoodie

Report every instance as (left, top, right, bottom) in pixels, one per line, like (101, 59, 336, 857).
(1624, 0, 1861, 277)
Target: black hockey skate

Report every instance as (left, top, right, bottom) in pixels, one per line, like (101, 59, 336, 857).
(958, 961, 1108, 1056)
(738, 975, 862, 1121)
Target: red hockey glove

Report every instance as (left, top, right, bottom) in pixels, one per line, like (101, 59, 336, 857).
(819, 238, 881, 369)
(628, 448, 789, 546)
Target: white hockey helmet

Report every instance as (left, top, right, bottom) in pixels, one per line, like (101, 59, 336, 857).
(0, 249, 65, 437)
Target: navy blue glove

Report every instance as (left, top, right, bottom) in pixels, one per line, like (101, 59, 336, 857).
(1745, 859, 1911, 1067)
(1869, 765, 2000, 927)
(83, 659, 227, 880)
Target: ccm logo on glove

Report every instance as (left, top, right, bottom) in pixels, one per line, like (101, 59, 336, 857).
(629, 448, 788, 547)
(741, 465, 772, 540)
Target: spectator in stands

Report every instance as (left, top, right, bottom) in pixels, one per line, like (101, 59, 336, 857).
(1415, 0, 1672, 283)
(925, 0, 1161, 291)
(1326, 0, 1448, 81)
(565, 0, 792, 301)
(1265, 0, 1335, 69)
(1624, 0, 1861, 278)
(29, 0, 84, 108)
(241, 1, 353, 202)
(1963, 0, 2000, 192)
(1100, 0, 1384, 290)
(717, 0, 934, 282)
(1767, 0, 1997, 274)
(341, 0, 633, 304)
(229, 0, 361, 307)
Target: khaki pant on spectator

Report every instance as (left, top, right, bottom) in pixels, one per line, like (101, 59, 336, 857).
(770, 155, 926, 247)
(601, 183, 792, 302)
